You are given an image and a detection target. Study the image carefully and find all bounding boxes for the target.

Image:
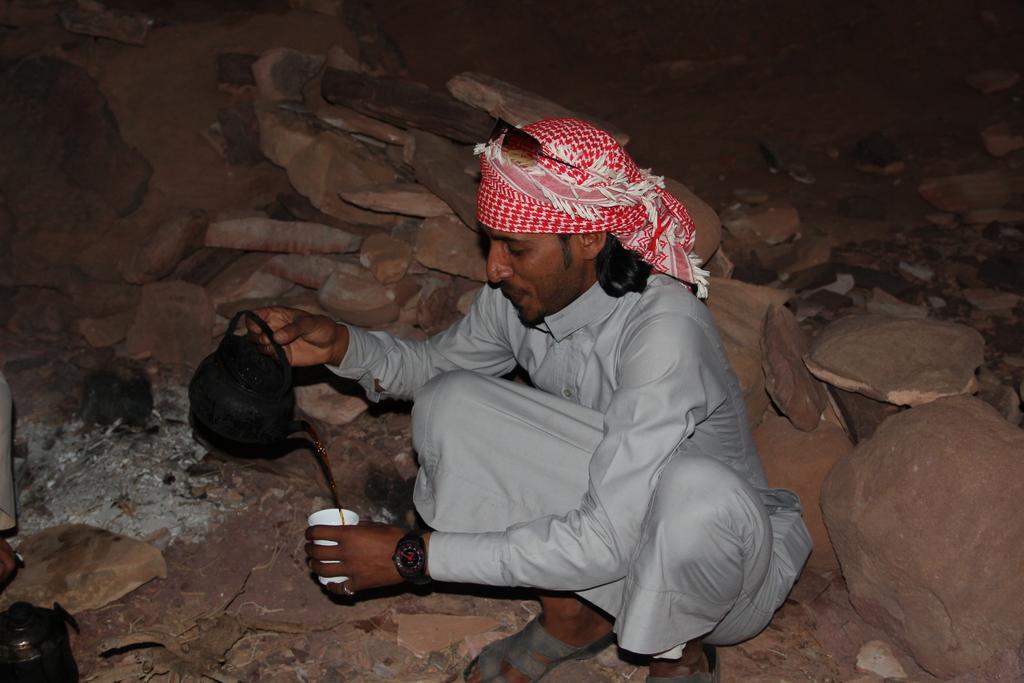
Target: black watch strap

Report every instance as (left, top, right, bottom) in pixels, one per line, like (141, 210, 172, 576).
(392, 530, 430, 585)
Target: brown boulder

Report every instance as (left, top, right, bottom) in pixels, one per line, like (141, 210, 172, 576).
(409, 130, 479, 230)
(296, 381, 369, 426)
(706, 278, 791, 426)
(125, 281, 215, 366)
(821, 396, 1024, 677)
(761, 304, 827, 430)
(805, 314, 985, 406)
(204, 253, 293, 309)
(754, 415, 850, 571)
(2, 524, 166, 613)
(722, 205, 800, 244)
(980, 122, 1024, 158)
(414, 214, 487, 281)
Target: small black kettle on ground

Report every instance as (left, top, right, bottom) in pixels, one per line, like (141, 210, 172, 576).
(0, 601, 79, 683)
(188, 310, 304, 445)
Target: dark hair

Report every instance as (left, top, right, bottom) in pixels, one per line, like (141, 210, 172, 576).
(595, 234, 651, 296)
(556, 233, 651, 297)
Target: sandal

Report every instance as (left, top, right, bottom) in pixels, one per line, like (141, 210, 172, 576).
(462, 616, 615, 682)
(646, 644, 720, 683)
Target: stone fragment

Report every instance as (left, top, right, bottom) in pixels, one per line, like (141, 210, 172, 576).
(396, 613, 499, 658)
(339, 183, 452, 218)
(252, 47, 325, 103)
(416, 272, 457, 334)
(296, 382, 369, 426)
(2, 524, 166, 613)
(76, 310, 135, 348)
(896, 261, 933, 281)
(414, 214, 487, 281)
(360, 233, 412, 284)
(924, 212, 956, 226)
(732, 188, 769, 205)
(284, 131, 399, 226)
(761, 304, 827, 430)
(317, 270, 400, 327)
(854, 133, 904, 176)
(980, 122, 1024, 157)
(663, 177, 721, 264)
(865, 288, 929, 319)
(918, 172, 1012, 212)
(855, 641, 908, 679)
(754, 415, 850, 571)
(707, 278, 791, 425)
(821, 396, 1024, 678)
(759, 237, 831, 280)
(965, 69, 1020, 94)
(6, 287, 72, 337)
(204, 253, 293, 309)
(962, 287, 1021, 311)
(58, 6, 153, 46)
(446, 71, 629, 146)
(722, 205, 800, 244)
(409, 129, 479, 229)
(325, 45, 360, 71)
(806, 314, 984, 406)
(125, 281, 215, 366)
(205, 217, 360, 255)
(119, 210, 208, 284)
(976, 375, 1023, 424)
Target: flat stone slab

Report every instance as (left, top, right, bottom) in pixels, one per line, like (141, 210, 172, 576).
(2, 524, 166, 613)
(805, 314, 984, 406)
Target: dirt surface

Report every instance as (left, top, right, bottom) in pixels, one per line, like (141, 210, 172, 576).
(1, 1, 1023, 681)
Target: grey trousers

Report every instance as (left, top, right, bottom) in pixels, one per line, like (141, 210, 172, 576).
(411, 371, 811, 654)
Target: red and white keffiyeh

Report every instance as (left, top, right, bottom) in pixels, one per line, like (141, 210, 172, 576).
(475, 117, 709, 298)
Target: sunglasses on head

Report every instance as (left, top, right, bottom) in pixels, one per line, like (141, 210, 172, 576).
(488, 118, 579, 171)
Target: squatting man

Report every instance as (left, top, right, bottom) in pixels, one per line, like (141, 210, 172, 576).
(249, 118, 812, 682)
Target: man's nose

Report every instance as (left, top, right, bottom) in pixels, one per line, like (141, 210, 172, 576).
(486, 244, 512, 283)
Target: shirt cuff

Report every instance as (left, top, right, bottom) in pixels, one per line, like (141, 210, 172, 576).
(325, 326, 384, 401)
(428, 531, 512, 585)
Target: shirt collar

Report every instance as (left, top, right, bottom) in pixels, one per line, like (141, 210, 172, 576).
(541, 281, 618, 342)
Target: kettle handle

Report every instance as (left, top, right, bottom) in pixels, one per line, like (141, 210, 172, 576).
(226, 310, 293, 392)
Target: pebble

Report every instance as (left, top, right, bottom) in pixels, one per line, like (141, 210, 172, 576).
(898, 261, 934, 281)
(855, 640, 908, 679)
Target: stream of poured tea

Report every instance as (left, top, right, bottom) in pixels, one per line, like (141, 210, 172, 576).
(301, 420, 344, 521)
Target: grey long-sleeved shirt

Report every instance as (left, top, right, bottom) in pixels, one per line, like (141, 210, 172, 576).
(330, 274, 767, 590)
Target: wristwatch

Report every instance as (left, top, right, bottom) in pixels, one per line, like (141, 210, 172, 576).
(392, 530, 430, 585)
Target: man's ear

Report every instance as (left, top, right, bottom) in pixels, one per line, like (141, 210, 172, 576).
(575, 232, 607, 261)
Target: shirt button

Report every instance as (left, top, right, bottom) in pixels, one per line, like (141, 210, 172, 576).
(562, 388, 573, 398)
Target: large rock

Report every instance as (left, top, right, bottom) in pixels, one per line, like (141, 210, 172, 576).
(721, 205, 800, 244)
(2, 524, 166, 613)
(754, 415, 850, 572)
(296, 381, 369, 426)
(204, 252, 293, 309)
(761, 304, 827, 430)
(805, 314, 984, 406)
(339, 183, 452, 218)
(409, 130, 479, 230)
(821, 396, 1024, 677)
(360, 233, 412, 284)
(317, 269, 400, 327)
(706, 278, 791, 425)
(251, 47, 324, 103)
(414, 214, 487, 281)
(125, 281, 215, 366)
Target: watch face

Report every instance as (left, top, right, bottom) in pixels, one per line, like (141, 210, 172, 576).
(396, 540, 425, 575)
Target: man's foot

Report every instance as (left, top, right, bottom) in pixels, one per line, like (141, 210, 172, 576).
(647, 642, 718, 682)
(464, 595, 613, 682)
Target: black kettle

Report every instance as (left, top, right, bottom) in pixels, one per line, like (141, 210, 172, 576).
(189, 310, 304, 445)
(0, 602, 79, 683)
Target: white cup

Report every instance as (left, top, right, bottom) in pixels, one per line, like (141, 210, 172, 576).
(306, 508, 360, 586)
